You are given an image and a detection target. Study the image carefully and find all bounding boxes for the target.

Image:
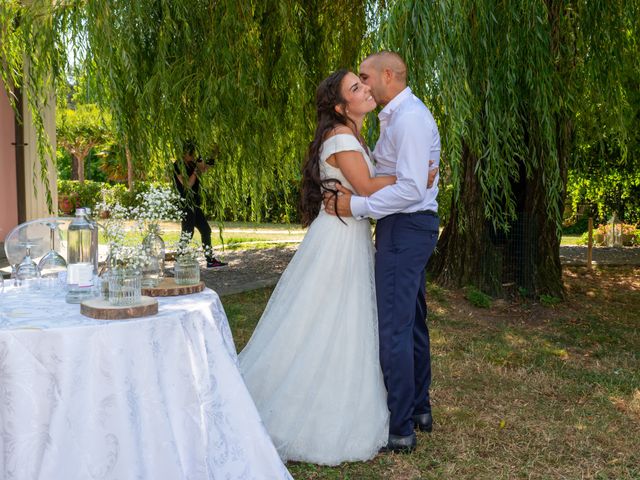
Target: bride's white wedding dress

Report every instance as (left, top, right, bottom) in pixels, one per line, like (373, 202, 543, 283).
(239, 134, 389, 465)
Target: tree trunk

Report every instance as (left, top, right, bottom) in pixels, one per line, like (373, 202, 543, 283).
(77, 153, 85, 184)
(429, 141, 566, 298)
(126, 147, 134, 191)
(71, 154, 79, 180)
(429, 143, 503, 294)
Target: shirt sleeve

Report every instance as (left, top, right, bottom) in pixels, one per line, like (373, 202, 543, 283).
(351, 111, 432, 219)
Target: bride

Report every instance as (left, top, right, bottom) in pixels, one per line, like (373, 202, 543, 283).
(239, 69, 394, 465)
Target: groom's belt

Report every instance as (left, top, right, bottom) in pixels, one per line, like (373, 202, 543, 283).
(403, 209, 438, 217)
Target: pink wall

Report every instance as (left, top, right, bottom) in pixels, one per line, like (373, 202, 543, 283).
(0, 88, 18, 242)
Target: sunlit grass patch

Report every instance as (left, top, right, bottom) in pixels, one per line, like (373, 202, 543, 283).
(223, 265, 640, 478)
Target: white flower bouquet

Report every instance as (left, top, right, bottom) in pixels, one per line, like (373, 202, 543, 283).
(95, 200, 150, 271)
(171, 232, 211, 285)
(130, 186, 183, 236)
(173, 231, 211, 263)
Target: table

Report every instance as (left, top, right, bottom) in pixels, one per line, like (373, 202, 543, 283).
(0, 287, 292, 479)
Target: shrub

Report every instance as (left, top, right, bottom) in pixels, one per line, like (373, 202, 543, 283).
(539, 294, 561, 306)
(57, 180, 173, 217)
(593, 222, 638, 246)
(57, 180, 103, 213)
(465, 286, 492, 308)
(562, 216, 590, 235)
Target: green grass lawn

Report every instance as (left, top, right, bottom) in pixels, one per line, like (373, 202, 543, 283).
(95, 221, 306, 250)
(94, 220, 584, 249)
(560, 234, 583, 246)
(224, 266, 640, 479)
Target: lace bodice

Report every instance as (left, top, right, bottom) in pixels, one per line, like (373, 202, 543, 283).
(319, 134, 375, 194)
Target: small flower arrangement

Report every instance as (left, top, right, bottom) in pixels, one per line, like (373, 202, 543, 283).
(130, 186, 183, 236)
(109, 244, 152, 271)
(170, 232, 212, 285)
(173, 231, 211, 263)
(95, 200, 151, 271)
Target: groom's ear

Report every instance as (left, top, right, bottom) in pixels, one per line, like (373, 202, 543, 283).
(382, 68, 394, 83)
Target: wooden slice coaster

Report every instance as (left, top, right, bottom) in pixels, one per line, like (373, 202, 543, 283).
(81, 296, 159, 320)
(141, 278, 205, 297)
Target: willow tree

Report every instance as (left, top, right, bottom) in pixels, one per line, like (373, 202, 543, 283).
(374, 1, 639, 296)
(1, 0, 368, 220)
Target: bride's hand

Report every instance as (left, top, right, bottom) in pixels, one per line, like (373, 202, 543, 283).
(332, 184, 353, 217)
(427, 160, 439, 188)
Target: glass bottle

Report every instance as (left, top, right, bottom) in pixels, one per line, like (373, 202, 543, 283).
(141, 224, 165, 288)
(83, 208, 100, 275)
(65, 208, 97, 303)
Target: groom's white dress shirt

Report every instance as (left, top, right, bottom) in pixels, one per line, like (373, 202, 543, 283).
(350, 86, 441, 220)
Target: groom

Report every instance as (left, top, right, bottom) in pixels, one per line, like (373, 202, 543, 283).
(326, 51, 440, 452)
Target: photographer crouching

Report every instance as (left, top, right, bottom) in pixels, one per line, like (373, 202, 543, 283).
(173, 140, 227, 268)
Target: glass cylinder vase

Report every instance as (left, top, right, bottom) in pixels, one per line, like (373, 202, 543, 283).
(174, 257, 200, 285)
(108, 267, 142, 306)
(142, 229, 165, 288)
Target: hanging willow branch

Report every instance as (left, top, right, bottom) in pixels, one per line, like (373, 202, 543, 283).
(373, 0, 638, 234)
(1, 0, 369, 222)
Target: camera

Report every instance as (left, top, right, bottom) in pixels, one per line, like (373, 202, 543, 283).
(197, 156, 216, 166)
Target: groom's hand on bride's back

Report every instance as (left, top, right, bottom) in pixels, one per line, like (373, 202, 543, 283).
(323, 184, 353, 217)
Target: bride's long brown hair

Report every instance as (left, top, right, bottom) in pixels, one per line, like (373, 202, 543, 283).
(299, 69, 360, 227)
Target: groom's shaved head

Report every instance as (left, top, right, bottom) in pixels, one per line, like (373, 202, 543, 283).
(363, 51, 407, 84)
(359, 51, 408, 106)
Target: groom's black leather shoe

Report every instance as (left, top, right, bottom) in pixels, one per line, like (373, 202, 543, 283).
(380, 433, 416, 453)
(413, 413, 433, 432)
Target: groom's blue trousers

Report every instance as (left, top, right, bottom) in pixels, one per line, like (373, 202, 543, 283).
(375, 211, 439, 437)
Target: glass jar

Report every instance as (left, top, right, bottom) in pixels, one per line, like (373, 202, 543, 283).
(174, 257, 200, 285)
(142, 229, 165, 288)
(108, 267, 142, 306)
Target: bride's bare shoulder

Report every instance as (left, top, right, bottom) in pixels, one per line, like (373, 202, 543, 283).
(324, 125, 355, 140)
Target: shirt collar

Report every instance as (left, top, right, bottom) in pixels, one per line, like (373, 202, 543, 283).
(378, 86, 412, 121)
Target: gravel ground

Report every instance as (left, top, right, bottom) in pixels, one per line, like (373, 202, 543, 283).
(198, 245, 640, 296)
(559, 245, 640, 266)
(198, 246, 297, 296)
(3, 244, 636, 294)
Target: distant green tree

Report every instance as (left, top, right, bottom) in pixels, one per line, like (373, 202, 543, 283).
(56, 104, 113, 183)
(567, 54, 640, 224)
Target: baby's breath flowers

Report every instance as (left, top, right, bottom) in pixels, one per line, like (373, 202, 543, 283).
(173, 231, 212, 263)
(130, 186, 183, 236)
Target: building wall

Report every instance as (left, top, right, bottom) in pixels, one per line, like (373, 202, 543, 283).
(0, 88, 18, 242)
(0, 77, 57, 243)
(22, 89, 58, 221)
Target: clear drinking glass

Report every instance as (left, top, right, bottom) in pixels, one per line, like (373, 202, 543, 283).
(38, 220, 67, 292)
(108, 267, 142, 306)
(16, 242, 41, 291)
(174, 257, 200, 285)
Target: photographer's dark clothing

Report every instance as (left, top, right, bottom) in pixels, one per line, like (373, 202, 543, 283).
(181, 206, 213, 261)
(173, 161, 202, 206)
(173, 160, 214, 263)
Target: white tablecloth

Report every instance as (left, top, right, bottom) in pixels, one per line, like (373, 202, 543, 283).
(0, 287, 292, 480)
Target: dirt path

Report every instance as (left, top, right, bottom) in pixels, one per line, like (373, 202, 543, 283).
(201, 245, 640, 296)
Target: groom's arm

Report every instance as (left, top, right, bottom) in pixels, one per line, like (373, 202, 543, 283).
(350, 112, 433, 220)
